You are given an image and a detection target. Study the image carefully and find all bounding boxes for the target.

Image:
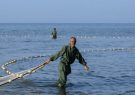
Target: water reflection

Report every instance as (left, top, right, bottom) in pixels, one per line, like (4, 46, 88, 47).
(57, 87, 67, 95)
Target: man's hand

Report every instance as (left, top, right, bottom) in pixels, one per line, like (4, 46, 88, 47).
(44, 58, 51, 65)
(84, 65, 89, 71)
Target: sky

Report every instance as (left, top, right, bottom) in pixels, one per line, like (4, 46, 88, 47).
(0, 0, 135, 23)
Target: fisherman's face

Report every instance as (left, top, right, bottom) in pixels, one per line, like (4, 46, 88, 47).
(70, 38, 76, 48)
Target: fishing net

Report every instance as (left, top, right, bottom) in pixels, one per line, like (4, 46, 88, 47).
(1, 46, 135, 86)
(0, 55, 49, 86)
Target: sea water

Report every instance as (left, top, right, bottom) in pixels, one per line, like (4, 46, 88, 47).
(0, 23, 135, 95)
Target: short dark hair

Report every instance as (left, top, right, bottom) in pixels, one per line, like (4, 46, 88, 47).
(70, 36, 77, 44)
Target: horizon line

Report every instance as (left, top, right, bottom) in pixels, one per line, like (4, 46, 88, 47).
(0, 22, 135, 24)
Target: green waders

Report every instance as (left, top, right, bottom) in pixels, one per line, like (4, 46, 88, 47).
(51, 31, 57, 39)
(57, 62, 71, 87)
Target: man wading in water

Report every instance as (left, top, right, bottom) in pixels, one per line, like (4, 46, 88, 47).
(51, 28, 57, 39)
(45, 37, 89, 87)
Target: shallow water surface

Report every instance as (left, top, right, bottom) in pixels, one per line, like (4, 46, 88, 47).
(0, 23, 135, 95)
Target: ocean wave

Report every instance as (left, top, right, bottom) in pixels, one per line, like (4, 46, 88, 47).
(119, 90, 135, 95)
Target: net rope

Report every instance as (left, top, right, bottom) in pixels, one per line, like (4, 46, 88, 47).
(0, 55, 47, 86)
(0, 47, 135, 86)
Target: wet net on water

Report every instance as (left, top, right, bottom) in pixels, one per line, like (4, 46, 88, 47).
(0, 55, 49, 86)
(0, 46, 135, 86)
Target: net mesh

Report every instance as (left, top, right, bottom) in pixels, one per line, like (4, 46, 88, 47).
(0, 55, 49, 86)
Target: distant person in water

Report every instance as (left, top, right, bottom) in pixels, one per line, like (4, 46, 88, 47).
(44, 36, 89, 87)
(51, 28, 57, 39)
